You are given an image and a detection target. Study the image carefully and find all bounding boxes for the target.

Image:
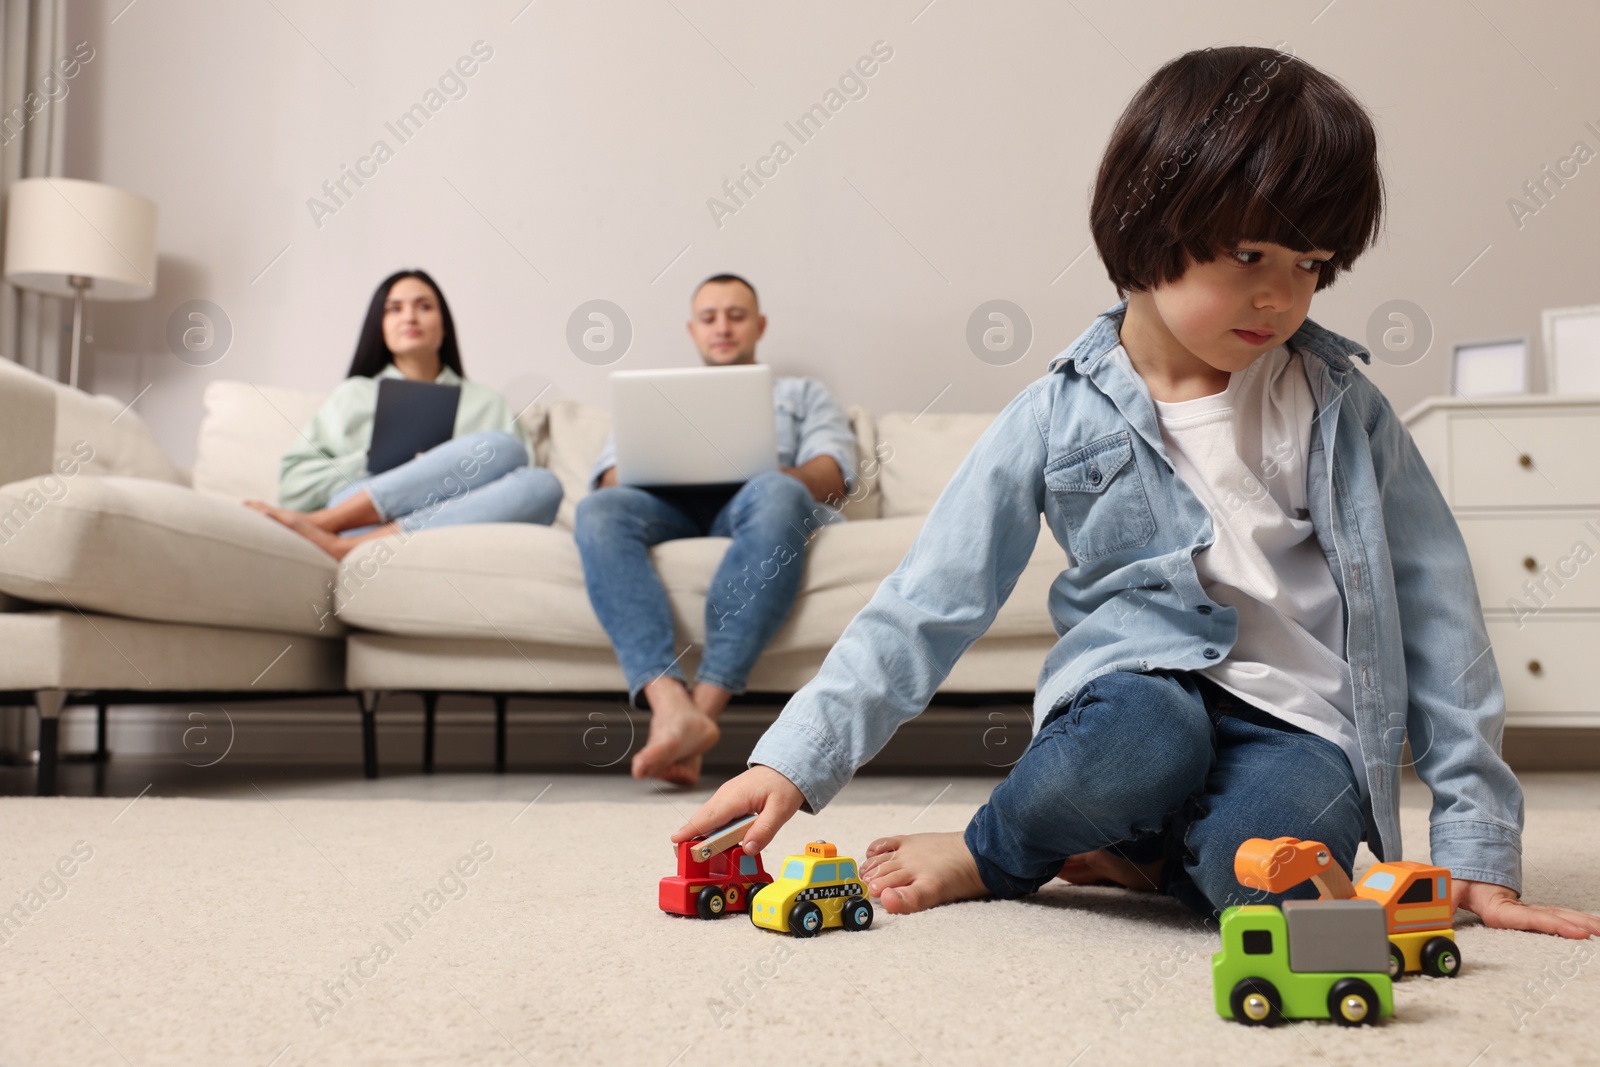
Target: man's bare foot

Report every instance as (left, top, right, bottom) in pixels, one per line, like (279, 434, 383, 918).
(691, 682, 733, 720)
(859, 832, 990, 914)
(1055, 849, 1164, 893)
(633, 680, 719, 786)
(658, 755, 703, 789)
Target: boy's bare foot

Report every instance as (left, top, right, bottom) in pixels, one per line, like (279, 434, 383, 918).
(1055, 849, 1164, 893)
(633, 680, 720, 786)
(860, 832, 990, 914)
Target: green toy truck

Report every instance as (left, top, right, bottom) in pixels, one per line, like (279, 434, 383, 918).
(1213, 900, 1395, 1026)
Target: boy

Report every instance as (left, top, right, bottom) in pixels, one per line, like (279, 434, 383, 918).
(675, 46, 1600, 938)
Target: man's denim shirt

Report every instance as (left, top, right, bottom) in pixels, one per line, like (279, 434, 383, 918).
(589, 375, 858, 498)
(751, 301, 1525, 892)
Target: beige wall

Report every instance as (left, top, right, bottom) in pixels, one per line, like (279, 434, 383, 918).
(58, 0, 1600, 467)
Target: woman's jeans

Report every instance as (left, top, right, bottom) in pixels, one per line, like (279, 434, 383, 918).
(329, 430, 562, 534)
(573, 470, 821, 705)
(964, 670, 1365, 918)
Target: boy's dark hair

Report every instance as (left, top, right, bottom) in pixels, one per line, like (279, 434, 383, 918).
(1090, 45, 1383, 295)
(694, 273, 759, 309)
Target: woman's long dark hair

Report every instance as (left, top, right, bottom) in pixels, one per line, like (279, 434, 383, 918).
(345, 269, 465, 379)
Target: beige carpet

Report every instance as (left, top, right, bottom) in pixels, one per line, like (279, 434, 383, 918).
(1, 791, 1596, 1066)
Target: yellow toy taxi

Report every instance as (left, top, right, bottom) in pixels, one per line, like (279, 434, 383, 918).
(748, 841, 874, 937)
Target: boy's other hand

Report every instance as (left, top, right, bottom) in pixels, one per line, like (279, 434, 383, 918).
(1454, 879, 1600, 940)
(671, 765, 805, 855)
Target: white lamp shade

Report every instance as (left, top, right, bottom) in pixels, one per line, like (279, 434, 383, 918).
(4, 178, 157, 300)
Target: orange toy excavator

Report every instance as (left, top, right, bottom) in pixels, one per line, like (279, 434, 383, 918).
(1235, 837, 1463, 980)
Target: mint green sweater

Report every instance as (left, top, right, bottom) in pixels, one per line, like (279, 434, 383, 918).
(278, 364, 533, 511)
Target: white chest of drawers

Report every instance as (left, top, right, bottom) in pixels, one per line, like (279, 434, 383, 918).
(1405, 396, 1600, 726)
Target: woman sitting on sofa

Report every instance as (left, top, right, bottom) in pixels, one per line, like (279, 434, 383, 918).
(247, 269, 561, 560)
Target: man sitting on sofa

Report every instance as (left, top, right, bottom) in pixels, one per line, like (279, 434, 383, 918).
(576, 273, 857, 787)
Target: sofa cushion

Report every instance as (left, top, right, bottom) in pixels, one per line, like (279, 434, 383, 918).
(0, 475, 341, 636)
(0, 610, 345, 691)
(51, 382, 183, 484)
(0, 358, 56, 487)
(835, 404, 880, 522)
(191, 381, 328, 501)
(544, 400, 613, 530)
(875, 411, 995, 518)
(333, 515, 1060, 652)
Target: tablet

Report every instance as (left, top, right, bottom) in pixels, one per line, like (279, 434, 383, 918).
(367, 378, 461, 475)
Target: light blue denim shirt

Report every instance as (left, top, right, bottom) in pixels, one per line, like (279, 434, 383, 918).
(589, 375, 858, 498)
(750, 301, 1525, 892)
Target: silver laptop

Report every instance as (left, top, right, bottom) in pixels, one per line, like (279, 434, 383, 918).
(610, 364, 778, 487)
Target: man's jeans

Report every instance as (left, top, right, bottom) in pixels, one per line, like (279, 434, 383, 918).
(964, 670, 1364, 918)
(330, 430, 562, 534)
(574, 470, 821, 705)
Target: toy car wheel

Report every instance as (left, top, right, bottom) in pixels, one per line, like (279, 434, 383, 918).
(841, 896, 874, 932)
(696, 886, 727, 921)
(1388, 943, 1405, 980)
(1228, 978, 1282, 1026)
(1422, 936, 1462, 978)
(789, 901, 824, 938)
(1327, 978, 1380, 1027)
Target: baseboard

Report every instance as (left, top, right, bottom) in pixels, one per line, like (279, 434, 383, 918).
(21, 695, 1038, 774)
(1502, 727, 1600, 771)
(9, 699, 1596, 773)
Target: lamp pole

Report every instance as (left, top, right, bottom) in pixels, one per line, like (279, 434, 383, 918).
(67, 274, 91, 390)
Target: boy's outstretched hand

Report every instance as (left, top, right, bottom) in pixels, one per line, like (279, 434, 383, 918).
(1454, 879, 1600, 940)
(672, 765, 806, 856)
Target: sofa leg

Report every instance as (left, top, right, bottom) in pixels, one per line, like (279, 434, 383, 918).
(359, 690, 379, 780)
(35, 689, 64, 796)
(422, 692, 438, 774)
(94, 703, 110, 762)
(494, 695, 508, 774)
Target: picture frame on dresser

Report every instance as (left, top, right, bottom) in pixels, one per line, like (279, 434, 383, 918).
(1451, 338, 1529, 398)
(1541, 304, 1600, 395)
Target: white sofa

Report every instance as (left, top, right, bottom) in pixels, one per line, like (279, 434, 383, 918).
(0, 361, 1063, 791)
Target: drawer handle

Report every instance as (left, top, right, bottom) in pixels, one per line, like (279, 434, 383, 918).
(1518, 453, 1533, 469)
(1528, 659, 1543, 675)
(1523, 556, 1538, 572)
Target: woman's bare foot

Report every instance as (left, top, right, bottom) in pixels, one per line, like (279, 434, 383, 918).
(1055, 849, 1164, 893)
(244, 493, 379, 535)
(243, 500, 390, 561)
(859, 832, 990, 914)
(633, 680, 720, 786)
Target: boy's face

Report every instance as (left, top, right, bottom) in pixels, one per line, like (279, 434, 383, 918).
(1144, 240, 1334, 374)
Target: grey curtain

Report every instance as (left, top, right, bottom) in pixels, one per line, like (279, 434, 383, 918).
(0, 0, 67, 381)
(0, 0, 64, 760)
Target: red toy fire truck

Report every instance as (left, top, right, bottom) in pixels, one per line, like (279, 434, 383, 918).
(660, 814, 773, 920)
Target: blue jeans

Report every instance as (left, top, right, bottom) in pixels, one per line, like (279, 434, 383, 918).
(574, 470, 822, 706)
(964, 670, 1364, 918)
(330, 430, 562, 534)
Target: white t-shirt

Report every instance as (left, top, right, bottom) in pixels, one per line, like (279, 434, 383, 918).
(1151, 345, 1363, 793)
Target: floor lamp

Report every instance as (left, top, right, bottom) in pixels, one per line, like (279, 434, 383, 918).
(4, 178, 158, 389)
